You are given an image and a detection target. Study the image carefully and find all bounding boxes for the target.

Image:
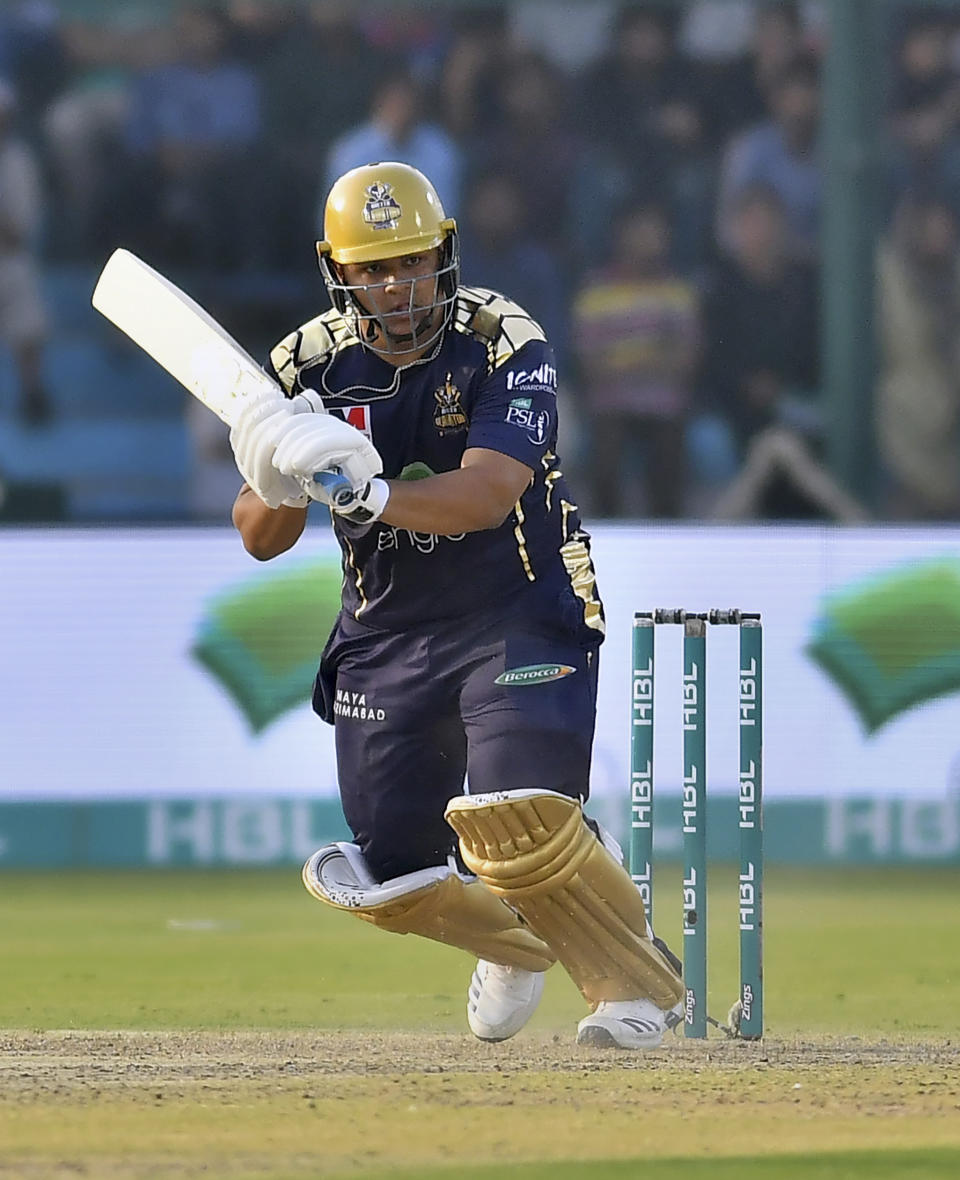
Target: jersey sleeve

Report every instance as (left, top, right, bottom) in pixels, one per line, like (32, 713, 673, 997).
(265, 310, 349, 396)
(261, 350, 286, 391)
(266, 329, 300, 395)
(465, 339, 559, 466)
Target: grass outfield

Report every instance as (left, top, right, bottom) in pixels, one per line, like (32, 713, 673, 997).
(1, 866, 958, 1179)
(358, 1155, 960, 1180)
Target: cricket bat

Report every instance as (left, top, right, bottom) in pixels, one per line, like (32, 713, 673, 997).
(91, 248, 352, 505)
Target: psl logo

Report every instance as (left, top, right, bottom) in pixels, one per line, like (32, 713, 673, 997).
(362, 182, 402, 230)
(433, 373, 468, 433)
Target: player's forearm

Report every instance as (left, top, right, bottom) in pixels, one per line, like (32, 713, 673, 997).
(232, 485, 307, 559)
(378, 468, 519, 534)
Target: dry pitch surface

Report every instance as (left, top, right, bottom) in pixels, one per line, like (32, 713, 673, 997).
(3, 867, 959, 1178)
(2, 1029, 958, 1179)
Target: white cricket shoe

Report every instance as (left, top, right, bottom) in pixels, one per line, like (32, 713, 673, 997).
(467, 960, 545, 1042)
(576, 998, 673, 1049)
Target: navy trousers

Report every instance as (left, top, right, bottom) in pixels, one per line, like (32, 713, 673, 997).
(314, 605, 600, 881)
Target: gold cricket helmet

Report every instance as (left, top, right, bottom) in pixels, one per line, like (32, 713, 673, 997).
(316, 162, 460, 355)
(318, 161, 457, 265)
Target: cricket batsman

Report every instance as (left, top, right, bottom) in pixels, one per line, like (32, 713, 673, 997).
(229, 162, 684, 1048)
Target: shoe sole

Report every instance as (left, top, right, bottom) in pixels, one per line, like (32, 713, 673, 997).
(576, 1025, 621, 1048)
(576, 1023, 665, 1050)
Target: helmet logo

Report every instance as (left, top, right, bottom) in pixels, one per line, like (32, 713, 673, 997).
(434, 374, 468, 434)
(363, 182, 402, 230)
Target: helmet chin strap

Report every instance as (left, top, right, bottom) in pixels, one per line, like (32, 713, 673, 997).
(347, 291, 385, 347)
(364, 310, 436, 353)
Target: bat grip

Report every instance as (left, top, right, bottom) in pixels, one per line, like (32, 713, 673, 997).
(313, 469, 355, 509)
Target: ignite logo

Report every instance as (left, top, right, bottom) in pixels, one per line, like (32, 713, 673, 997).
(505, 362, 557, 392)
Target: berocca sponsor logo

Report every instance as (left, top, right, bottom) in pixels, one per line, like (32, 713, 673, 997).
(494, 663, 576, 686)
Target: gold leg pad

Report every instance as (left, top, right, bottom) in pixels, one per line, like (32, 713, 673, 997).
(445, 791, 683, 1007)
(302, 849, 555, 972)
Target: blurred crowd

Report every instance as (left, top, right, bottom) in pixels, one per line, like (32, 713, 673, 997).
(1, 0, 960, 522)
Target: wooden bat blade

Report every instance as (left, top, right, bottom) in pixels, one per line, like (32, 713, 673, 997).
(91, 248, 354, 506)
(92, 248, 280, 426)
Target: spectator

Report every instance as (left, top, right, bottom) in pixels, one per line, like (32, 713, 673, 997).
(256, 3, 386, 267)
(120, 2, 262, 268)
(44, 62, 133, 257)
(185, 394, 238, 520)
(716, 55, 822, 259)
(458, 165, 583, 491)
(679, 1, 755, 66)
(891, 9, 958, 114)
(0, 1, 70, 136)
(702, 183, 819, 454)
(572, 200, 699, 518)
(508, 0, 615, 72)
(358, 2, 451, 79)
(224, 0, 290, 57)
(700, 3, 810, 142)
(578, 6, 701, 159)
(0, 79, 50, 425)
(437, 7, 509, 140)
(573, 6, 713, 269)
(458, 170, 568, 364)
(324, 69, 461, 222)
(470, 51, 582, 260)
(40, 13, 178, 259)
(887, 11, 960, 219)
(876, 190, 960, 519)
(705, 185, 865, 521)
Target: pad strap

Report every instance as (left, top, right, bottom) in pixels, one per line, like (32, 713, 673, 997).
(444, 791, 683, 1008)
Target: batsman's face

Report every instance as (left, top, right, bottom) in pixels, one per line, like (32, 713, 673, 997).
(341, 248, 442, 345)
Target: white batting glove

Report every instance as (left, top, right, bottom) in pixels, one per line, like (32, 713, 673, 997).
(229, 396, 308, 509)
(330, 477, 391, 525)
(272, 414, 383, 500)
(283, 388, 387, 519)
(288, 388, 327, 415)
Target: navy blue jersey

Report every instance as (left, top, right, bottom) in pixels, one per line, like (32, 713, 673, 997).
(267, 286, 604, 643)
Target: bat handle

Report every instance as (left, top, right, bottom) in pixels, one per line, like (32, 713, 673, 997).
(313, 469, 355, 509)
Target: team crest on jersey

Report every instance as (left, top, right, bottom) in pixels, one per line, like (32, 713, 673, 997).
(433, 374, 468, 433)
(363, 182, 402, 230)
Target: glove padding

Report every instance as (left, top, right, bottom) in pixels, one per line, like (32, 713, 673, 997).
(272, 414, 383, 501)
(330, 476, 391, 525)
(229, 393, 309, 509)
(288, 388, 327, 415)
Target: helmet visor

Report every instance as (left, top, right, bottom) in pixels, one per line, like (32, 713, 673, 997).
(320, 240, 459, 357)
